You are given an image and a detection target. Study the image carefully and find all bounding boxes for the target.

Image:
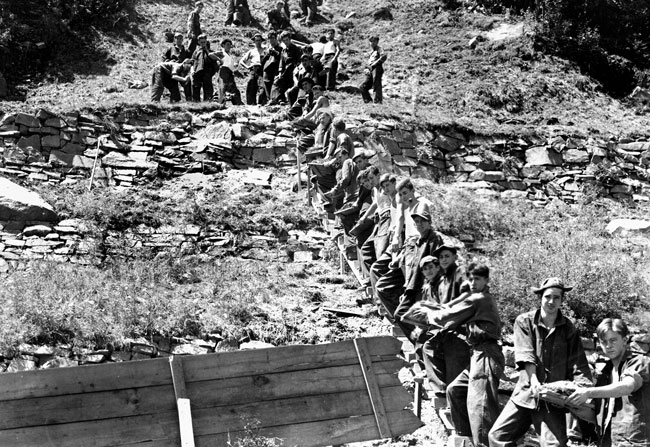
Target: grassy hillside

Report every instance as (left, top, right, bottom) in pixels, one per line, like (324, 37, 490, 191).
(2, 0, 650, 136)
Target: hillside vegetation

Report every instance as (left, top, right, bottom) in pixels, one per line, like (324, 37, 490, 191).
(2, 0, 650, 135)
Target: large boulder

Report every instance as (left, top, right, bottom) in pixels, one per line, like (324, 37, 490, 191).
(0, 177, 59, 223)
(606, 219, 650, 236)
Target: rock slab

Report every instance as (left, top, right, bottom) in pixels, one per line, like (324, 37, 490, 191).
(0, 176, 59, 222)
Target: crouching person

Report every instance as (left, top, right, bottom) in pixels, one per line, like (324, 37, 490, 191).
(489, 277, 592, 447)
(151, 58, 193, 102)
(567, 318, 650, 447)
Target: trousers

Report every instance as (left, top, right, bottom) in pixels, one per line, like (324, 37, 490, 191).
(422, 331, 471, 394)
(489, 399, 568, 447)
(447, 342, 504, 447)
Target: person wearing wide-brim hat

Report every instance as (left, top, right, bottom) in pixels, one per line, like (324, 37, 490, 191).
(489, 277, 592, 447)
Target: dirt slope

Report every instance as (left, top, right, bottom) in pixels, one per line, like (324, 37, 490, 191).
(3, 0, 650, 137)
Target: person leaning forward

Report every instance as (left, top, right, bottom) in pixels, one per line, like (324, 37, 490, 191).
(489, 277, 593, 447)
(150, 59, 193, 102)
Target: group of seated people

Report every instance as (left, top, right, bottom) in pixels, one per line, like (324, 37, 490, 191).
(309, 150, 650, 446)
(151, 1, 386, 106)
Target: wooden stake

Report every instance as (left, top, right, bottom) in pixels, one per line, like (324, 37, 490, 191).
(354, 338, 392, 439)
(87, 136, 103, 191)
(169, 356, 196, 447)
(296, 144, 302, 193)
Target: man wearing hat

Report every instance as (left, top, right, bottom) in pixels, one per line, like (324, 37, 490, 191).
(239, 34, 265, 105)
(489, 278, 592, 447)
(360, 36, 387, 104)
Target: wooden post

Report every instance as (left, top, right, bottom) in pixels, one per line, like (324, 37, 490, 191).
(354, 338, 392, 439)
(306, 165, 312, 207)
(295, 144, 302, 193)
(169, 356, 196, 447)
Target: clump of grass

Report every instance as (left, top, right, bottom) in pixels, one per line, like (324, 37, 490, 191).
(227, 420, 283, 447)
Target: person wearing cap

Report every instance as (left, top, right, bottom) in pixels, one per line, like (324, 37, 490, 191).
(489, 277, 592, 447)
(239, 34, 265, 105)
(216, 39, 243, 105)
(423, 263, 504, 447)
(186, 2, 203, 55)
(420, 243, 472, 396)
(270, 31, 302, 104)
(567, 318, 650, 447)
(283, 76, 315, 120)
(150, 58, 194, 103)
(163, 33, 190, 63)
(267, 0, 291, 31)
(391, 206, 443, 342)
(324, 117, 354, 159)
(191, 34, 221, 101)
(259, 31, 283, 105)
(360, 36, 387, 104)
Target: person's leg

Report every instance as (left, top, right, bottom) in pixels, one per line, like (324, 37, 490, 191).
(150, 67, 164, 102)
(467, 344, 505, 446)
(375, 263, 405, 319)
(489, 400, 533, 447)
(228, 77, 243, 105)
(373, 67, 383, 103)
(203, 73, 214, 101)
(360, 232, 377, 273)
(327, 58, 338, 90)
(246, 72, 258, 105)
(225, 0, 235, 25)
(447, 367, 472, 438)
(183, 81, 192, 101)
(359, 72, 373, 103)
(307, 0, 317, 24)
(422, 334, 447, 394)
(192, 71, 203, 101)
(167, 80, 181, 102)
(445, 333, 471, 386)
(369, 251, 392, 298)
(285, 85, 299, 105)
(297, 133, 315, 153)
(532, 406, 568, 447)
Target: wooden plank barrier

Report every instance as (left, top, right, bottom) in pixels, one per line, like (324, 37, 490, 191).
(0, 336, 422, 447)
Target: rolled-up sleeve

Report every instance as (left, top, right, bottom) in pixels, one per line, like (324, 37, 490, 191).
(514, 313, 537, 369)
(622, 355, 650, 392)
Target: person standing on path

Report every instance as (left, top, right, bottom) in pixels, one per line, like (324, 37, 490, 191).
(360, 36, 386, 104)
(186, 2, 203, 55)
(321, 28, 341, 91)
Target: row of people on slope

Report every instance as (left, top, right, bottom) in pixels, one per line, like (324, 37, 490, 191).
(152, 1, 385, 105)
(311, 161, 649, 446)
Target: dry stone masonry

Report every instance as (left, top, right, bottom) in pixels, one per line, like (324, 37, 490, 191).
(2, 106, 650, 267)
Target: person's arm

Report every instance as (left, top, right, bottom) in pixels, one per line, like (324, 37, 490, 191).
(238, 50, 252, 70)
(324, 132, 337, 159)
(303, 96, 325, 120)
(427, 294, 477, 331)
(567, 376, 636, 406)
(333, 39, 341, 60)
(390, 201, 405, 253)
(566, 323, 593, 385)
(513, 312, 540, 395)
(522, 363, 542, 396)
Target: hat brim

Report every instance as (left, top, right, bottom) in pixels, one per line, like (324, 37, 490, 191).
(411, 213, 431, 222)
(433, 245, 458, 255)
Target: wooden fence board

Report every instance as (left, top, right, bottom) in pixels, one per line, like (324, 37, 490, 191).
(195, 410, 424, 447)
(0, 336, 401, 402)
(0, 360, 404, 430)
(0, 337, 421, 447)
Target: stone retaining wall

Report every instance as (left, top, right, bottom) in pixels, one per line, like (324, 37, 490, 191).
(2, 108, 650, 204)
